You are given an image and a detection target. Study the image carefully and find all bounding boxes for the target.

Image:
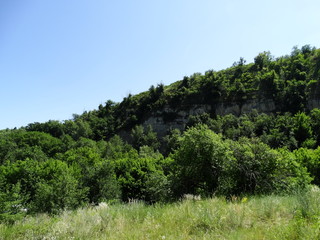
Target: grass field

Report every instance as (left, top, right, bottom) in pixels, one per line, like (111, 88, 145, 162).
(1, 188, 320, 240)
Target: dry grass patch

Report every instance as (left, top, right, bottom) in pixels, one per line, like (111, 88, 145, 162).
(1, 190, 320, 239)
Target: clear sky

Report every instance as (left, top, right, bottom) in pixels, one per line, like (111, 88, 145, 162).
(1, 0, 319, 129)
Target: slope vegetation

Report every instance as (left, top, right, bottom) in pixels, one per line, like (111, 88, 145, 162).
(1, 45, 320, 222)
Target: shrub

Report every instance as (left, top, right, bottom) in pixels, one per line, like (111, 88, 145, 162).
(171, 124, 233, 197)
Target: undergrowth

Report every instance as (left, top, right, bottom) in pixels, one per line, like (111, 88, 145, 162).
(1, 188, 320, 240)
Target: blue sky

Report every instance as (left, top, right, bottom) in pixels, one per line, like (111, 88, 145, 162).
(1, 0, 320, 129)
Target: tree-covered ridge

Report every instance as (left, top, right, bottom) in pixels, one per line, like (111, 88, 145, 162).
(1, 45, 320, 222)
(26, 45, 320, 141)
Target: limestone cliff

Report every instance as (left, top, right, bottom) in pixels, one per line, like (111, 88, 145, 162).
(141, 98, 277, 137)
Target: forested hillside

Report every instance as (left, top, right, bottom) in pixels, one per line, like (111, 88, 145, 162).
(1, 45, 320, 222)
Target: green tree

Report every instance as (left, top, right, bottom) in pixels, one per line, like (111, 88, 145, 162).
(221, 138, 281, 195)
(294, 147, 320, 186)
(9, 130, 64, 157)
(254, 51, 272, 70)
(30, 159, 86, 214)
(293, 112, 314, 148)
(26, 120, 65, 138)
(0, 182, 27, 223)
(163, 129, 182, 156)
(131, 125, 159, 150)
(172, 124, 233, 197)
(103, 135, 135, 160)
(310, 108, 320, 145)
(62, 147, 120, 203)
(64, 119, 93, 140)
(113, 154, 167, 202)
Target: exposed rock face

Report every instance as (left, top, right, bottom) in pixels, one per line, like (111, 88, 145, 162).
(143, 104, 212, 137)
(142, 98, 276, 137)
(308, 99, 320, 110)
(132, 90, 320, 138)
(215, 98, 276, 116)
(307, 83, 320, 110)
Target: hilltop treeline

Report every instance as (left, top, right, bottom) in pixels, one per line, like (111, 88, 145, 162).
(1, 45, 320, 222)
(26, 45, 320, 140)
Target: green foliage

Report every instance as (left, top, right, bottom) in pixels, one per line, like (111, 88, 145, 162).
(112, 146, 169, 203)
(29, 159, 86, 214)
(102, 135, 135, 160)
(0, 182, 27, 224)
(310, 108, 320, 145)
(171, 124, 312, 198)
(221, 138, 311, 195)
(3, 193, 320, 239)
(293, 147, 320, 185)
(4, 146, 48, 164)
(8, 130, 64, 158)
(61, 147, 120, 204)
(40, 45, 319, 140)
(275, 149, 312, 192)
(172, 125, 233, 197)
(163, 128, 181, 156)
(26, 120, 65, 138)
(63, 119, 93, 140)
(0, 158, 86, 215)
(2, 45, 320, 222)
(293, 112, 314, 147)
(220, 138, 278, 195)
(254, 51, 273, 70)
(131, 125, 160, 150)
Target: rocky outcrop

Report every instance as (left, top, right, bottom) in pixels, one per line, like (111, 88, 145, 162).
(308, 98, 320, 110)
(215, 98, 275, 116)
(307, 82, 320, 110)
(142, 98, 276, 137)
(142, 104, 211, 136)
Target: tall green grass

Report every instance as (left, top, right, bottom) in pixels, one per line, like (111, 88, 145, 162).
(1, 188, 320, 240)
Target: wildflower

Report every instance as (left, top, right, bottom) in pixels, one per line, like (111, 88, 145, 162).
(241, 197, 248, 203)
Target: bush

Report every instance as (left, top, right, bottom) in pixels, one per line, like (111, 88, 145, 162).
(113, 149, 168, 203)
(171, 124, 233, 197)
(0, 182, 27, 223)
(171, 125, 312, 198)
(219, 138, 311, 195)
(61, 147, 120, 204)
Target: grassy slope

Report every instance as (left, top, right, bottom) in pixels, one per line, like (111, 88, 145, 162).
(1, 190, 320, 240)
